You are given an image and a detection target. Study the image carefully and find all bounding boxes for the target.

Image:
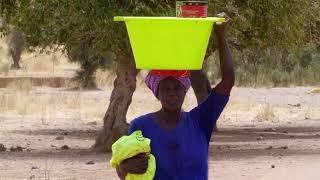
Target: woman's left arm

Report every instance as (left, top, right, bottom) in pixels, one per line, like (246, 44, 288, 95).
(190, 16, 234, 141)
(213, 16, 235, 95)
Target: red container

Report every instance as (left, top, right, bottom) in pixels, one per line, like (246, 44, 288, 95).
(176, 1, 208, 18)
(150, 70, 190, 78)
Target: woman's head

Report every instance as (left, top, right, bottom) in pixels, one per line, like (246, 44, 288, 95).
(157, 77, 186, 111)
(145, 70, 191, 111)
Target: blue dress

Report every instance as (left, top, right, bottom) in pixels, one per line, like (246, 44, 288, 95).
(128, 91, 229, 180)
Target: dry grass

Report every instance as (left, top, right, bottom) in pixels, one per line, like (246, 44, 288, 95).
(225, 101, 254, 112)
(0, 39, 10, 75)
(0, 61, 9, 75)
(95, 69, 116, 89)
(26, 56, 55, 72)
(0, 84, 319, 133)
(0, 79, 33, 115)
(303, 103, 320, 120)
(95, 70, 150, 90)
(0, 91, 40, 117)
(0, 39, 77, 77)
(65, 95, 82, 109)
(311, 88, 320, 94)
(0, 87, 108, 123)
(6, 79, 33, 92)
(256, 104, 277, 122)
(21, 51, 74, 74)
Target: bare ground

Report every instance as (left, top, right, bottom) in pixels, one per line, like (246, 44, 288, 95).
(0, 86, 319, 180)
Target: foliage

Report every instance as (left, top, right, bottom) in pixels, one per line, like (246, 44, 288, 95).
(1, 0, 319, 87)
(209, 0, 318, 50)
(1, 0, 175, 88)
(207, 43, 320, 87)
(205, 0, 320, 87)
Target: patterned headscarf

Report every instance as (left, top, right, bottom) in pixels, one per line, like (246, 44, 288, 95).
(145, 70, 191, 97)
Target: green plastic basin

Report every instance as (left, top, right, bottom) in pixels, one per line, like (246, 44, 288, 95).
(114, 16, 224, 70)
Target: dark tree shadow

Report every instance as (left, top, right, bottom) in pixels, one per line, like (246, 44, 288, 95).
(10, 128, 99, 140)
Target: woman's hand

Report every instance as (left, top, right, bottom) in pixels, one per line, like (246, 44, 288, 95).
(214, 12, 231, 40)
(117, 153, 149, 179)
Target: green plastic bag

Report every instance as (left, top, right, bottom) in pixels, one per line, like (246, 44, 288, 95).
(110, 130, 156, 180)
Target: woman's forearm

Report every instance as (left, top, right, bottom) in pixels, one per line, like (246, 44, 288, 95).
(217, 36, 234, 86)
(213, 24, 235, 95)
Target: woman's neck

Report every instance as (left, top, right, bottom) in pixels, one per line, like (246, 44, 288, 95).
(157, 108, 182, 128)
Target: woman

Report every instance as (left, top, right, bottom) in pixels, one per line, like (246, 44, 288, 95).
(116, 17, 234, 179)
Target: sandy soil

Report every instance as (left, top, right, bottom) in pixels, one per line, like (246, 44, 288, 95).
(0, 85, 319, 180)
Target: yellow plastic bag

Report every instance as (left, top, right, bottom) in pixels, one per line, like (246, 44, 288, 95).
(110, 130, 156, 180)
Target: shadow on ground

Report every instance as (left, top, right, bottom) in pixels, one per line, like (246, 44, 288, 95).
(6, 125, 320, 161)
(10, 128, 99, 140)
(212, 126, 320, 143)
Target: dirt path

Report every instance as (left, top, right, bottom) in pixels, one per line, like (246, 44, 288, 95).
(0, 86, 319, 180)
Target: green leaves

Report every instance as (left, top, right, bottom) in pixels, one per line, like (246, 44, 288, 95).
(209, 0, 317, 50)
(1, 0, 319, 88)
(2, 0, 318, 55)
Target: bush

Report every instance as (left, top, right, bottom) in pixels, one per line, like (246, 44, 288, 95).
(207, 43, 320, 87)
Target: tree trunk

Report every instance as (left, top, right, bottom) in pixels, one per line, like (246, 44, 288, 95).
(190, 54, 213, 104)
(93, 54, 138, 152)
(10, 49, 21, 69)
(190, 69, 212, 104)
(8, 31, 24, 69)
(74, 63, 97, 89)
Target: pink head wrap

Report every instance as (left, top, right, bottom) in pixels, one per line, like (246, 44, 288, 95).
(145, 70, 191, 97)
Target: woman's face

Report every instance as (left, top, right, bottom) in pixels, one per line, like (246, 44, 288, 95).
(157, 77, 186, 111)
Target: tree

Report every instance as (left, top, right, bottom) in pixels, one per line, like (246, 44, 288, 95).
(192, 0, 319, 105)
(93, 1, 176, 151)
(1, 0, 175, 151)
(1, 2, 25, 69)
(1, 0, 118, 88)
(7, 30, 24, 69)
(205, 0, 320, 87)
(1, 0, 318, 152)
